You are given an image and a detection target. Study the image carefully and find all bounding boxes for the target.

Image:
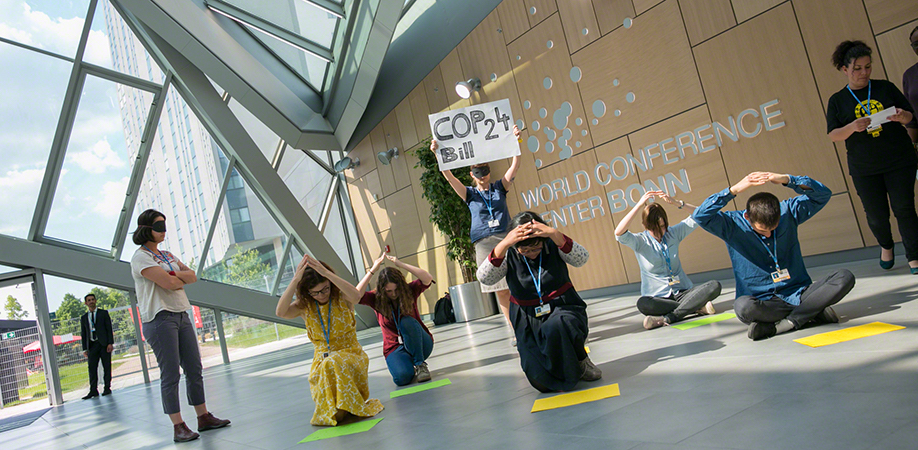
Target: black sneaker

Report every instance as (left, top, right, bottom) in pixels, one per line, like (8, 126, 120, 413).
(813, 306, 839, 324)
(747, 322, 777, 341)
(82, 391, 99, 400)
(579, 356, 602, 381)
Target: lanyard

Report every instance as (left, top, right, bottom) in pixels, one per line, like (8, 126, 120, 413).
(315, 300, 333, 351)
(477, 186, 495, 219)
(756, 231, 779, 270)
(393, 303, 404, 341)
(523, 252, 544, 304)
(654, 236, 675, 277)
(143, 245, 174, 272)
(846, 80, 871, 116)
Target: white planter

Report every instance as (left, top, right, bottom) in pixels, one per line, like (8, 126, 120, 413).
(448, 281, 498, 322)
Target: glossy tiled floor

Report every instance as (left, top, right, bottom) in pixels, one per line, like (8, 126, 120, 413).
(3, 256, 918, 449)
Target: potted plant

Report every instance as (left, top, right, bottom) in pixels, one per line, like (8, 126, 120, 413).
(411, 139, 497, 322)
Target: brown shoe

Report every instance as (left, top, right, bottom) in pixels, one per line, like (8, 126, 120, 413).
(197, 412, 231, 431)
(173, 422, 200, 442)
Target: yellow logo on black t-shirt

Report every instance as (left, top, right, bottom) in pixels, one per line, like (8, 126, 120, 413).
(854, 99, 884, 137)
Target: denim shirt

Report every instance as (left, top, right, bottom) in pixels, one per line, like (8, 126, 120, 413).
(691, 176, 832, 305)
(616, 216, 698, 298)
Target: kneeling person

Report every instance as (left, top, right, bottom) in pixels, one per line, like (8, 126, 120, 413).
(478, 212, 598, 392)
(692, 172, 855, 340)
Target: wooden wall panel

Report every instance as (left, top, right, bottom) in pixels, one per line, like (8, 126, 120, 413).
(632, 0, 665, 16)
(797, 193, 863, 256)
(523, 0, 557, 27)
(408, 84, 433, 141)
(680, 0, 736, 46)
(627, 105, 734, 273)
(593, 137, 643, 284)
(370, 125, 397, 197)
(457, 9, 524, 120)
(496, 0, 530, 44)
(403, 144, 441, 252)
(423, 65, 450, 114)
(394, 96, 418, 151)
(875, 19, 918, 92)
(534, 151, 631, 289)
(508, 14, 593, 168)
(381, 112, 411, 192)
(387, 187, 426, 256)
(506, 129, 541, 215)
(694, 3, 846, 199)
(344, 135, 377, 180)
(863, 0, 918, 34)
(438, 48, 472, 111)
(794, 0, 886, 108)
(557, 0, 600, 52)
(361, 167, 384, 202)
(833, 141, 904, 247)
(592, 0, 635, 36)
(731, 0, 783, 23)
(572, 0, 704, 145)
(404, 245, 459, 314)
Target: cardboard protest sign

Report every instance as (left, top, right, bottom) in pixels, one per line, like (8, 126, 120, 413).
(428, 98, 519, 171)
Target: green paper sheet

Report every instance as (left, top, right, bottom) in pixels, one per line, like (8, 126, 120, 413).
(671, 312, 736, 330)
(390, 378, 452, 398)
(299, 418, 383, 443)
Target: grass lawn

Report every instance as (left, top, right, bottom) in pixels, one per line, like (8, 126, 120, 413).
(4, 362, 125, 407)
(203, 323, 306, 348)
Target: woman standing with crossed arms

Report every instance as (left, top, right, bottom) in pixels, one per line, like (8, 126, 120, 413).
(430, 125, 520, 343)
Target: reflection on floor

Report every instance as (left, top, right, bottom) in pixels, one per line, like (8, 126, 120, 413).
(3, 257, 918, 449)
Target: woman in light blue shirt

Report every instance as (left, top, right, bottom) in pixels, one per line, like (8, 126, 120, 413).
(615, 191, 721, 330)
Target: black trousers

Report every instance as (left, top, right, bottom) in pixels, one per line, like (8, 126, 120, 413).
(86, 340, 112, 392)
(734, 269, 855, 328)
(851, 163, 918, 261)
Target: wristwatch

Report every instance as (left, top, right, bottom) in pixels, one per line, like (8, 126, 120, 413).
(677, 200, 684, 209)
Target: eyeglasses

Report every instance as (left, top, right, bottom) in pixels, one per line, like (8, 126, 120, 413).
(516, 242, 542, 253)
(309, 285, 331, 297)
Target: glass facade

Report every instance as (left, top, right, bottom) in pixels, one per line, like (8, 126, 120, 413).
(0, 0, 365, 411)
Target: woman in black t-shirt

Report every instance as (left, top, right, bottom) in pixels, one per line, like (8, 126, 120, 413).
(826, 40, 918, 273)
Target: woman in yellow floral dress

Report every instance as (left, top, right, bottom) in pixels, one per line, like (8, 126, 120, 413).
(276, 255, 384, 426)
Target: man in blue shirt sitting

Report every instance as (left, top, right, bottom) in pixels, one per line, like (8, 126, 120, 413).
(693, 172, 856, 340)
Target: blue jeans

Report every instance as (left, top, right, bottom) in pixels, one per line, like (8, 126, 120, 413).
(385, 316, 434, 386)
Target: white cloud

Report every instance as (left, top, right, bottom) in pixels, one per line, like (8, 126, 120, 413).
(69, 138, 125, 173)
(0, 165, 45, 236)
(92, 176, 128, 217)
(5, 1, 87, 56)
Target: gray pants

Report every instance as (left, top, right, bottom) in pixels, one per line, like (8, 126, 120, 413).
(734, 269, 855, 328)
(637, 280, 722, 323)
(143, 311, 205, 414)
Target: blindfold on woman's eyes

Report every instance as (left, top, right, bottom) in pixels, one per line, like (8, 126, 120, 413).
(471, 166, 491, 178)
(141, 222, 166, 232)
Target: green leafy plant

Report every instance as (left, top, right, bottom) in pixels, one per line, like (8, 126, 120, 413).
(412, 139, 478, 283)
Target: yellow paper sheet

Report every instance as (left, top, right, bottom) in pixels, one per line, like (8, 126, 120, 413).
(793, 322, 904, 348)
(530, 383, 620, 413)
(584, 345, 590, 354)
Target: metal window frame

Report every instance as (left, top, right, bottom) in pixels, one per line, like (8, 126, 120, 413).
(205, 0, 335, 63)
(197, 156, 237, 269)
(270, 234, 295, 296)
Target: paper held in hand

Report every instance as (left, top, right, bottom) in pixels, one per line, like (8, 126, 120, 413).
(866, 107, 898, 131)
(428, 98, 520, 171)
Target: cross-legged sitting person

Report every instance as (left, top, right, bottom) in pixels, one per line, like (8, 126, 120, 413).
(615, 190, 722, 330)
(692, 172, 856, 341)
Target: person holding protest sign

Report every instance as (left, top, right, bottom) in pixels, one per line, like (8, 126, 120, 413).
(276, 255, 384, 426)
(615, 190, 721, 330)
(357, 252, 436, 386)
(477, 211, 598, 392)
(430, 125, 521, 344)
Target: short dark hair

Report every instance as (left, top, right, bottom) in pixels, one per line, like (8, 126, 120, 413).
(911, 26, 918, 40)
(746, 192, 781, 229)
(84, 294, 96, 301)
(832, 40, 872, 70)
(132, 209, 166, 245)
(510, 211, 548, 249)
(641, 203, 669, 237)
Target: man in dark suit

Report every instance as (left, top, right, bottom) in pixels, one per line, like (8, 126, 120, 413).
(81, 293, 114, 399)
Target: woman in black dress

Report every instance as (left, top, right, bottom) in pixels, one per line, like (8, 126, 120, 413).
(477, 211, 598, 392)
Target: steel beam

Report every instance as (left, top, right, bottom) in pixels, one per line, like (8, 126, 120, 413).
(128, 291, 150, 384)
(32, 269, 64, 406)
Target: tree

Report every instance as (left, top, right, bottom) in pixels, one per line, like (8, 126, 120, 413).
(225, 246, 272, 289)
(54, 294, 85, 335)
(4, 295, 28, 320)
(411, 140, 478, 282)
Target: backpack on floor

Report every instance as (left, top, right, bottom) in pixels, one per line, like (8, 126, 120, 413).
(433, 292, 455, 325)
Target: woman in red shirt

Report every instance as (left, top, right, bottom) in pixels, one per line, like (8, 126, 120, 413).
(358, 253, 435, 386)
